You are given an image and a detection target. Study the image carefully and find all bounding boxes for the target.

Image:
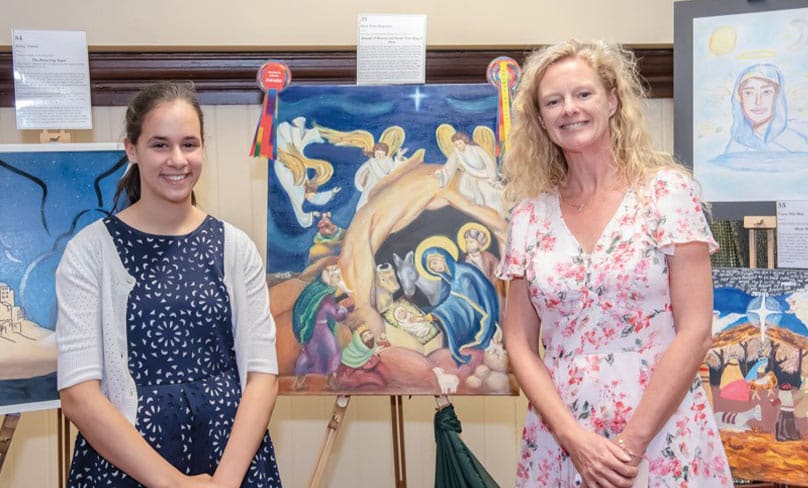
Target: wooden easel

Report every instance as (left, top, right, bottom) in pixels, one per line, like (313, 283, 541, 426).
(308, 395, 351, 487)
(308, 394, 450, 488)
(0, 405, 72, 484)
(743, 216, 776, 269)
(0, 413, 20, 473)
(57, 409, 72, 488)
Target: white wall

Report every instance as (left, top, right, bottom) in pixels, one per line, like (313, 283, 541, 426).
(0, 97, 674, 487)
(1, 0, 679, 48)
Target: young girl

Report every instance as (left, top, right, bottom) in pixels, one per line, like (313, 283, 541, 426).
(56, 82, 282, 487)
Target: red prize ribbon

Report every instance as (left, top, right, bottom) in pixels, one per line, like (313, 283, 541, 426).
(250, 62, 291, 159)
(486, 57, 521, 158)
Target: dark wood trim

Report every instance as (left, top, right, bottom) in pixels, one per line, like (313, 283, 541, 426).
(0, 48, 672, 107)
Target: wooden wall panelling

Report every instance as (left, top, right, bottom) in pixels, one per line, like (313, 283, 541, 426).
(0, 48, 673, 107)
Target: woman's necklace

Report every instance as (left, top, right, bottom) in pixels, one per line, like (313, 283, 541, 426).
(560, 194, 588, 212)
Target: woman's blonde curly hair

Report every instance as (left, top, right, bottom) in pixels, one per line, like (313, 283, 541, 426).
(501, 39, 684, 211)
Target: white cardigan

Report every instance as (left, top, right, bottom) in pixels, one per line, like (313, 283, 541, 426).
(55, 218, 278, 424)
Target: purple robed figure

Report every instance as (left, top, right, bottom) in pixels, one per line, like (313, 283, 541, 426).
(291, 263, 351, 390)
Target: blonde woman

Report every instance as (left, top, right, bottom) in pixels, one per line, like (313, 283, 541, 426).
(497, 39, 732, 487)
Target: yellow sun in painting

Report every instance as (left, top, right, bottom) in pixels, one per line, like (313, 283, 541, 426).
(709, 26, 737, 56)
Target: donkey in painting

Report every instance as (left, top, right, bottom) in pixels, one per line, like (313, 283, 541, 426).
(393, 251, 442, 308)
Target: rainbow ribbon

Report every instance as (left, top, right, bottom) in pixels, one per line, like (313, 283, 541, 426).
(250, 62, 291, 159)
(486, 57, 522, 159)
(250, 88, 279, 159)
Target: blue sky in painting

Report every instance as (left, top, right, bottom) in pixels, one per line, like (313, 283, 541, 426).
(266, 83, 499, 273)
(714, 286, 808, 336)
(0, 149, 126, 329)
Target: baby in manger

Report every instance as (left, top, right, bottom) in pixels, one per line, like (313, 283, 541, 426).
(392, 306, 434, 339)
(383, 299, 443, 355)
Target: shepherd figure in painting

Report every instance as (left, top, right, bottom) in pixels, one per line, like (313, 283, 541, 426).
(292, 262, 352, 390)
(458, 222, 499, 283)
(307, 212, 344, 262)
(335, 326, 389, 389)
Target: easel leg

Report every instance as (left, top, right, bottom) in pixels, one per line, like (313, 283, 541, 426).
(0, 413, 21, 473)
(308, 395, 350, 488)
(57, 408, 72, 488)
(390, 395, 407, 488)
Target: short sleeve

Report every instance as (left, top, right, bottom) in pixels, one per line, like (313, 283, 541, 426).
(237, 230, 279, 375)
(56, 236, 104, 390)
(649, 169, 719, 256)
(496, 200, 533, 280)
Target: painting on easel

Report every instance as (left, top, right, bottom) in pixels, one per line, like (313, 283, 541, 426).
(707, 268, 808, 484)
(0, 144, 126, 414)
(691, 6, 808, 202)
(266, 84, 516, 396)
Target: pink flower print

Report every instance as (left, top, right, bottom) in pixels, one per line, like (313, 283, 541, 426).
(638, 368, 650, 387)
(516, 462, 529, 481)
(538, 233, 557, 252)
(567, 366, 582, 386)
(608, 400, 633, 432)
(653, 179, 670, 198)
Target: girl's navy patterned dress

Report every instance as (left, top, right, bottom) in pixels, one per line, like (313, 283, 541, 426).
(67, 215, 281, 487)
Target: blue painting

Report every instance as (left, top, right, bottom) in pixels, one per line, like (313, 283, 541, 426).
(707, 268, 808, 483)
(266, 84, 516, 396)
(0, 144, 126, 413)
(692, 7, 808, 202)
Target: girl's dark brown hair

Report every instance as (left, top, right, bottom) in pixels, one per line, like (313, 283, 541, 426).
(113, 82, 204, 210)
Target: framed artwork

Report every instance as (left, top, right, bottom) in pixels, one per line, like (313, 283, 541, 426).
(674, 0, 808, 219)
(708, 268, 808, 484)
(0, 144, 126, 414)
(266, 84, 516, 396)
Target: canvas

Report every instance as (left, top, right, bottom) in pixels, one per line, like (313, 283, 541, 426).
(708, 268, 808, 484)
(674, 0, 808, 218)
(0, 144, 126, 414)
(692, 6, 808, 203)
(266, 84, 516, 396)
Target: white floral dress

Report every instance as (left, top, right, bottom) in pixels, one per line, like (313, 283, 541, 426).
(498, 170, 732, 487)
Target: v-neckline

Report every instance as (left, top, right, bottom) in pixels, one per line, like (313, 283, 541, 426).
(555, 189, 632, 256)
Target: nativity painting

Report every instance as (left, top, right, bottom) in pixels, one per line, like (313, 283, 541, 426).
(266, 84, 515, 396)
(692, 7, 808, 202)
(707, 268, 808, 484)
(0, 144, 126, 413)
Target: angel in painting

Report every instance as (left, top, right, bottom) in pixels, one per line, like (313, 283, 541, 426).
(275, 117, 342, 228)
(318, 125, 407, 211)
(434, 124, 503, 214)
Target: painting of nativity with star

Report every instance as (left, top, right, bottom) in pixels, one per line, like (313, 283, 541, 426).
(265, 84, 516, 395)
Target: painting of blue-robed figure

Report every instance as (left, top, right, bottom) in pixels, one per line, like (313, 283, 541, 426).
(692, 7, 808, 202)
(706, 268, 808, 484)
(266, 84, 516, 396)
(0, 144, 126, 414)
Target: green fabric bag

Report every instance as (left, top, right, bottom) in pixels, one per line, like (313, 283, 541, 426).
(434, 404, 500, 488)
